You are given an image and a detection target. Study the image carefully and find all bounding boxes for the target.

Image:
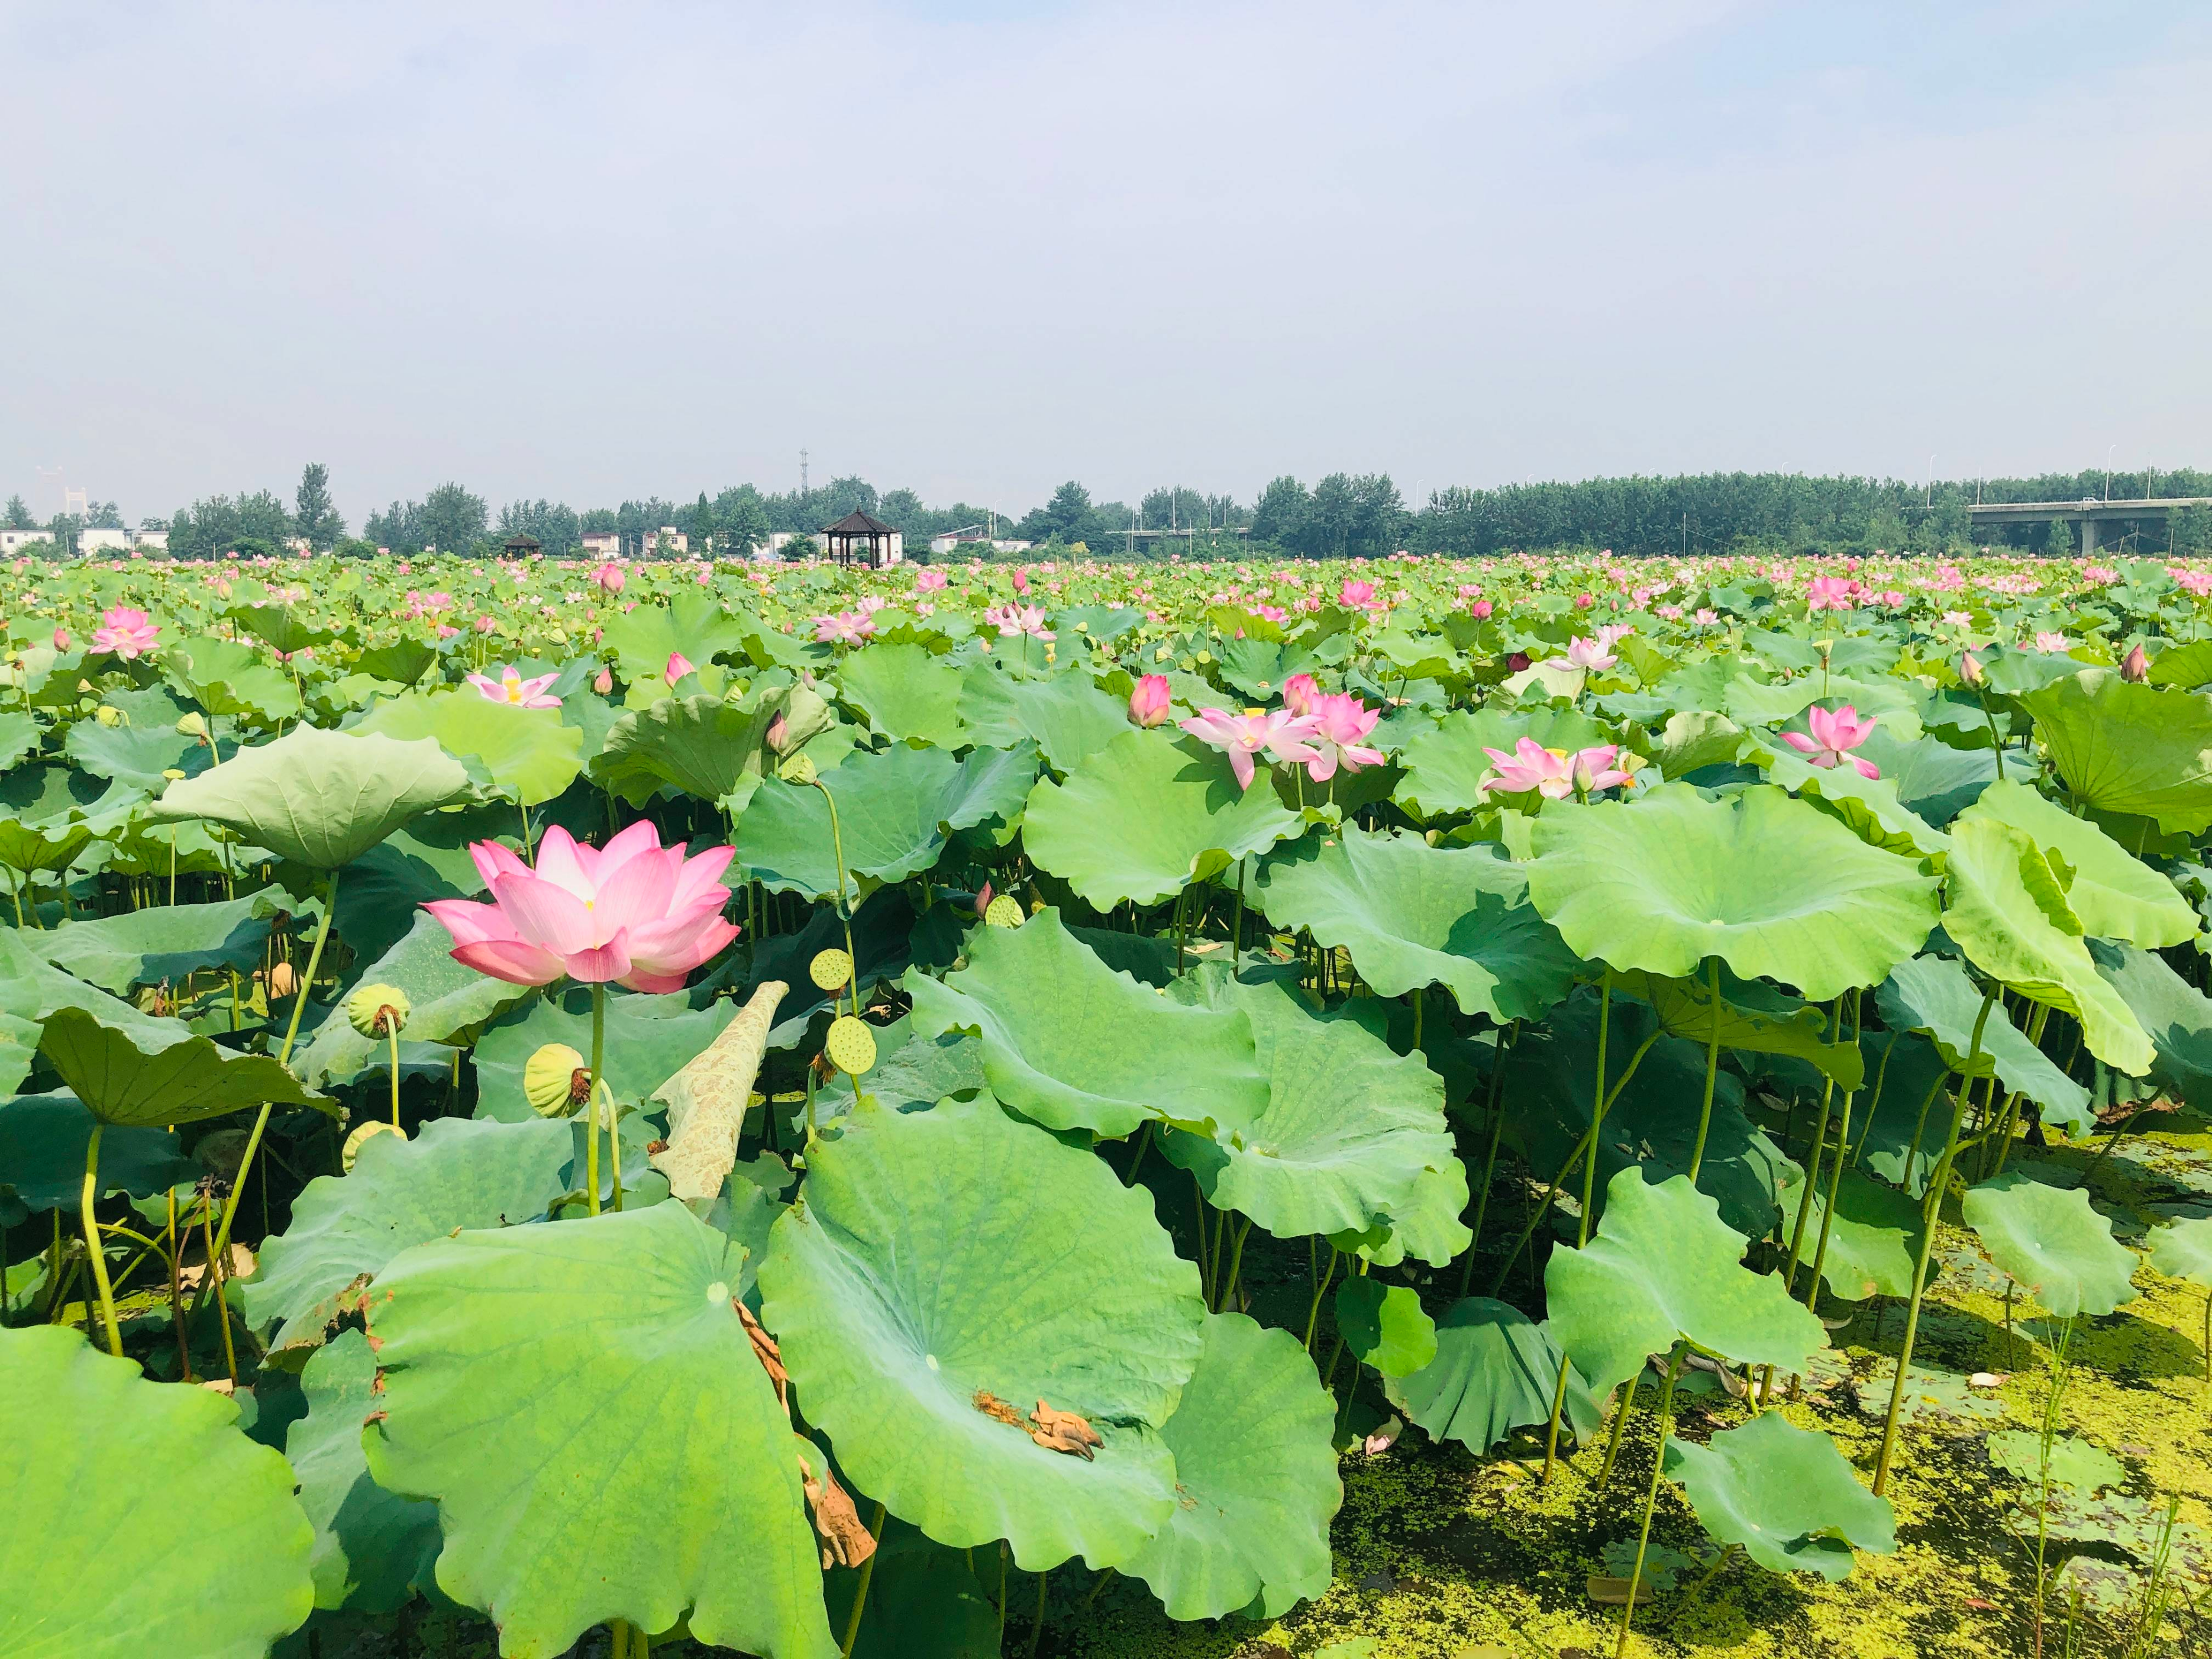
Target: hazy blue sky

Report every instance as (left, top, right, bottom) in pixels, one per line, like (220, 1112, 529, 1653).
(4, 1, 2207, 525)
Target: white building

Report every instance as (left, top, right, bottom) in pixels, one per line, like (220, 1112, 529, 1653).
(130, 527, 168, 552)
(79, 527, 130, 554)
(0, 528, 48, 554)
(580, 531, 621, 559)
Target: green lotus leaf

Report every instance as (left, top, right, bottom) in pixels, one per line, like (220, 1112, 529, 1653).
(825, 1028, 989, 1115)
(1875, 953, 2092, 1137)
(757, 1093, 1205, 1571)
(1390, 706, 1613, 818)
(1940, 815, 2154, 1076)
(0, 1325, 314, 1657)
(356, 638, 439, 686)
(0, 1091, 195, 1223)
(822, 1527, 999, 1658)
(1662, 1414, 1895, 1580)
(38, 1002, 331, 1128)
(288, 1329, 440, 1613)
(1962, 1172, 2140, 1318)
(1964, 779, 2196, 947)
(1383, 1297, 1601, 1453)
(2150, 1216, 2212, 1289)
(1156, 969, 1456, 1241)
(905, 908, 1268, 1139)
(227, 601, 332, 657)
(241, 1115, 577, 1357)
(1756, 747, 1951, 858)
(1254, 827, 1578, 1021)
(837, 643, 970, 748)
(1545, 1166, 1827, 1396)
(1724, 674, 1920, 739)
(0, 930, 186, 1084)
(593, 692, 782, 807)
(1122, 1311, 1339, 1621)
(363, 1202, 837, 1659)
(1772, 1164, 1928, 1302)
(599, 592, 754, 680)
(471, 983, 740, 1121)
(1335, 1154, 1474, 1270)
(1334, 1277, 1438, 1377)
(1851, 1032, 1961, 1196)
(1855, 727, 2035, 827)
(64, 711, 206, 791)
(1617, 968, 1864, 1091)
(356, 690, 583, 806)
(296, 910, 535, 1089)
(2019, 668, 2212, 834)
(739, 742, 1036, 899)
(1985, 1429, 2126, 1493)
(1023, 730, 1303, 909)
(1527, 783, 1939, 1000)
(0, 708, 41, 770)
(958, 665, 1129, 773)
(1646, 709, 1750, 780)
(2085, 941, 2212, 1116)
(148, 725, 473, 868)
(0, 815, 92, 874)
(163, 633, 303, 722)
(34, 890, 296, 993)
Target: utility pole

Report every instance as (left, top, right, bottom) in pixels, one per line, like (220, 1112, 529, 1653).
(800, 449, 810, 503)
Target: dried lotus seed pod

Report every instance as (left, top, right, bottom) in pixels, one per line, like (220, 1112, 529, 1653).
(346, 982, 412, 1038)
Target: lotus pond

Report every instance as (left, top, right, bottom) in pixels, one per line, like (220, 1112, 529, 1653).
(6, 546, 2212, 1659)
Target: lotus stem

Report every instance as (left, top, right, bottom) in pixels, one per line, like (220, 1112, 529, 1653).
(838, 1500, 887, 1658)
(198, 866, 340, 1318)
(1616, 1342, 1685, 1659)
(80, 1124, 122, 1358)
(1459, 1024, 1516, 1299)
(1804, 993, 1864, 1325)
(1874, 984, 1998, 1495)
(1215, 1216, 1252, 1313)
(1304, 1247, 1338, 1351)
(587, 982, 608, 1215)
(1027, 1566, 1051, 1658)
(1597, 1376, 1636, 1489)
(1686, 957, 1723, 1180)
(389, 1024, 402, 1131)
(1546, 971, 1614, 1480)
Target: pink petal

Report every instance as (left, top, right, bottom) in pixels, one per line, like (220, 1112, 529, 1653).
(593, 841, 679, 932)
(626, 915, 740, 976)
(469, 839, 529, 889)
(451, 938, 566, 986)
(1779, 731, 1819, 756)
(619, 969, 693, 994)
(1227, 747, 1257, 790)
(491, 872, 599, 954)
(669, 844, 737, 908)
(532, 831, 597, 903)
(561, 928, 633, 984)
(1306, 750, 1339, 783)
(1851, 756, 1881, 780)
(595, 818, 665, 883)
(423, 898, 516, 948)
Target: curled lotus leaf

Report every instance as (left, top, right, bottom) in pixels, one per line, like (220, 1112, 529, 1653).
(649, 980, 787, 1201)
(2150, 1215, 2212, 1290)
(1663, 1414, 1895, 1580)
(1383, 1297, 1601, 1454)
(1527, 783, 1940, 1000)
(2019, 668, 2212, 835)
(1876, 953, 2092, 1137)
(2090, 941, 2212, 1116)
(1962, 1171, 2140, 1319)
(286, 1329, 441, 1613)
(38, 1002, 334, 1129)
(757, 1092, 1206, 1573)
(1966, 779, 2197, 948)
(1333, 1277, 1437, 1377)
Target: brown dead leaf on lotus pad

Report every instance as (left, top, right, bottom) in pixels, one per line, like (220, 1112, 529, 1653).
(1028, 1399, 1102, 1459)
(971, 1389, 1025, 1427)
(794, 1438, 877, 1571)
(647, 980, 787, 1201)
(737, 1302, 788, 1410)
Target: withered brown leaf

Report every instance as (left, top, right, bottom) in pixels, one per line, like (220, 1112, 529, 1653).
(737, 1302, 789, 1412)
(1028, 1399, 1101, 1460)
(971, 1389, 1025, 1428)
(795, 1439, 877, 1571)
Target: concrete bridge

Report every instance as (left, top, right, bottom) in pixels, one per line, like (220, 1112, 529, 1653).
(1967, 496, 2212, 556)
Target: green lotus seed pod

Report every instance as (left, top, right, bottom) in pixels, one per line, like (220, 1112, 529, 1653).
(824, 1015, 877, 1076)
(175, 711, 208, 738)
(779, 751, 818, 786)
(342, 1119, 405, 1173)
(809, 948, 853, 991)
(984, 895, 1026, 929)
(346, 982, 412, 1038)
(525, 1042, 589, 1118)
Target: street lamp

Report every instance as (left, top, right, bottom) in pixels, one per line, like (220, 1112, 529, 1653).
(2106, 445, 2116, 501)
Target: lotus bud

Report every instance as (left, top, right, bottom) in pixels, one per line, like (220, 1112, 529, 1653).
(664, 651, 693, 686)
(342, 1119, 405, 1172)
(1959, 651, 1987, 689)
(346, 982, 411, 1038)
(524, 1041, 590, 1118)
(984, 894, 1026, 928)
(773, 686, 832, 753)
(593, 667, 613, 695)
(1128, 674, 1171, 728)
(2122, 644, 2150, 683)
(93, 705, 122, 727)
(176, 711, 208, 738)
(972, 880, 993, 917)
(265, 960, 298, 999)
(779, 751, 818, 785)
(51, 626, 67, 650)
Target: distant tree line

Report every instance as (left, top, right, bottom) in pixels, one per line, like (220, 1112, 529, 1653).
(22, 462, 2212, 563)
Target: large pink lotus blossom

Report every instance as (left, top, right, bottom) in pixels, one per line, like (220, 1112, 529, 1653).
(984, 602, 1054, 640)
(1558, 635, 1617, 672)
(91, 606, 159, 659)
(1128, 674, 1171, 727)
(1303, 693, 1387, 782)
(1281, 672, 1321, 715)
(813, 610, 877, 645)
(425, 821, 740, 993)
(1338, 579, 1379, 609)
(1781, 705, 1880, 779)
(1806, 575, 1861, 612)
(466, 666, 561, 708)
(1481, 739, 1629, 799)
(913, 569, 948, 593)
(1180, 707, 1320, 790)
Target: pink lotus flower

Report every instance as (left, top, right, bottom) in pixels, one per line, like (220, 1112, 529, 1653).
(813, 610, 877, 645)
(1694, 608, 1718, 625)
(1180, 707, 1320, 790)
(914, 569, 948, 593)
(1281, 672, 1321, 715)
(466, 666, 561, 708)
(1469, 599, 1493, 619)
(51, 625, 69, 650)
(665, 652, 694, 686)
(2033, 631, 2069, 654)
(1781, 705, 1880, 779)
(1338, 579, 1378, 609)
(593, 667, 614, 694)
(1302, 693, 1387, 782)
(983, 602, 1054, 640)
(1128, 674, 1171, 727)
(2122, 644, 2150, 683)
(92, 606, 158, 659)
(1806, 575, 1861, 612)
(425, 821, 740, 993)
(1559, 635, 1617, 672)
(1481, 739, 1629, 799)
(593, 562, 626, 595)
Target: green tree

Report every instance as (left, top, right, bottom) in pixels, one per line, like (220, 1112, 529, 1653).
(416, 483, 490, 554)
(1251, 476, 1311, 552)
(711, 485, 773, 557)
(2172, 504, 2212, 556)
(1017, 480, 1094, 544)
(1, 495, 32, 531)
(293, 463, 345, 551)
(84, 501, 124, 530)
